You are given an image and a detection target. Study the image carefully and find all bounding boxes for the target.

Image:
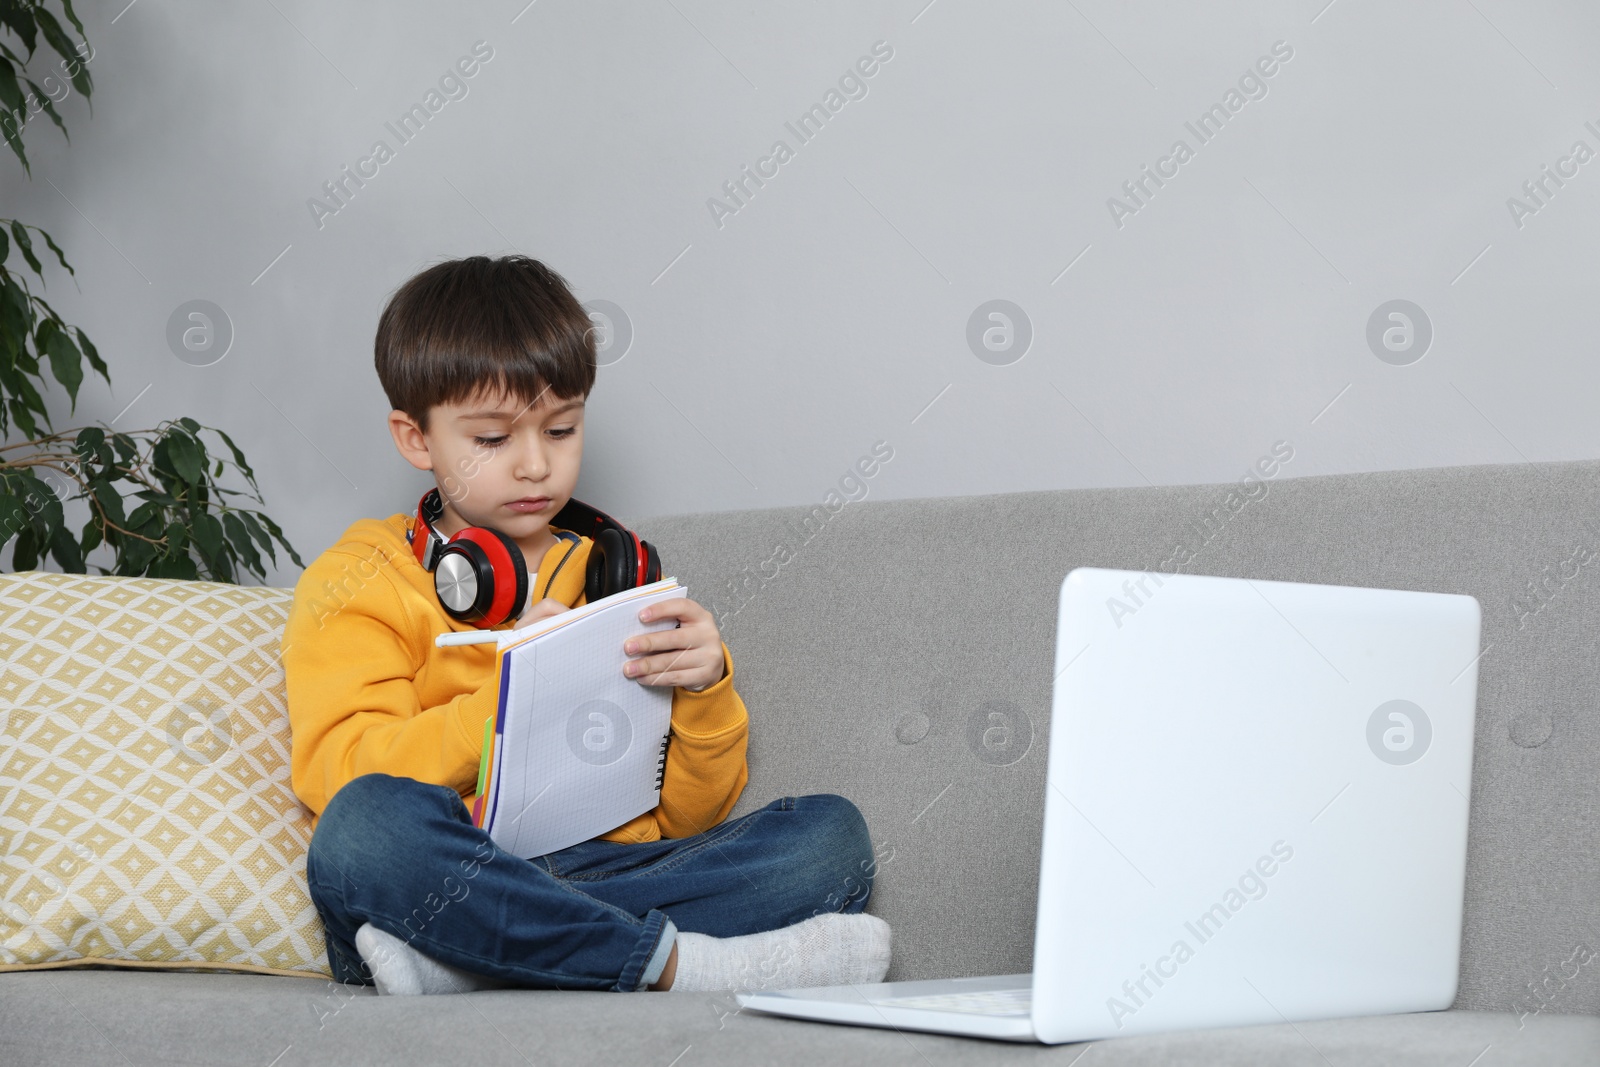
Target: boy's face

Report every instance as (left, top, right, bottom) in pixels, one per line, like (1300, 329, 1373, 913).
(388, 383, 585, 554)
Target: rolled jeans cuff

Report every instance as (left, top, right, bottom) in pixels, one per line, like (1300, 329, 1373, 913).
(635, 916, 678, 990)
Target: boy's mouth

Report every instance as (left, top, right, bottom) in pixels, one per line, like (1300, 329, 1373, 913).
(504, 497, 550, 512)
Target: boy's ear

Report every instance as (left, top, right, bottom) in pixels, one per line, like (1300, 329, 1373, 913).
(388, 409, 436, 472)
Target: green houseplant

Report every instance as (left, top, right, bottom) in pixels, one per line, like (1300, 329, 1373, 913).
(1, 0, 302, 581)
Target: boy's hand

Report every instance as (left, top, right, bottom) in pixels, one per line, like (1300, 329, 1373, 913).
(622, 597, 726, 692)
(513, 597, 572, 629)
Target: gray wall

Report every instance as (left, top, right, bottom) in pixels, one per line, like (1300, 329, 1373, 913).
(6, 1, 1599, 587)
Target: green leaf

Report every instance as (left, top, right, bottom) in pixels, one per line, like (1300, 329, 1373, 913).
(125, 499, 159, 528)
(12, 525, 36, 570)
(0, 9, 36, 58)
(111, 431, 136, 466)
(3, 395, 24, 441)
(253, 510, 305, 568)
(13, 361, 46, 412)
(163, 431, 202, 487)
(89, 477, 125, 527)
(0, 323, 14, 382)
(74, 327, 107, 381)
(21, 78, 66, 139)
(0, 108, 28, 174)
(13, 328, 41, 375)
(223, 510, 262, 575)
(9, 220, 40, 274)
(211, 426, 258, 494)
(74, 425, 103, 454)
(60, 1, 87, 39)
(178, 416, 200, 435)
(119, 533, 154, 574)
(48, 522, 83, 572)
(80, 514, 101, 555)
(3, 274, 32, 324)
(237, 510, 277, 566)
(32, 9, 81, 79)
(53, 36, 91, 104)
(1, 281, 31, 358)
(151, 550, 198, 581)
(0, 56, 24, 119)
(132, 489, 179, 508)
(7, 388, 40, 440)
(43, 318, 83, 408)
(0, 225, 8, 264)
(23, 477, 62, 537)
(35, 225, 73, 275)
(0, 4, 38, 58)
(0, 491, 27, 546)
(191, 509, 223, 566)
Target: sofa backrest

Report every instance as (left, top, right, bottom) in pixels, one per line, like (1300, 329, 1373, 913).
(634, 457, 1600, 1015)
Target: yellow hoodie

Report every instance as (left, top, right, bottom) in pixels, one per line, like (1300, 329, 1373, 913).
(280, 511, 749, 843)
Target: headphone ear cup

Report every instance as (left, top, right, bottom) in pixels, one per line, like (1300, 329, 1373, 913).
(486, 528, 530, 625)
(437, 527, 528, 627)
(642, 538, 661, 585)
(587, 525, 634, 604)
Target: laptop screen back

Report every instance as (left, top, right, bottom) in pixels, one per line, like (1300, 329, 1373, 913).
(1032, 568, 1481, 1044)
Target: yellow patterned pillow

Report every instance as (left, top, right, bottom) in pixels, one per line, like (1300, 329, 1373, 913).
(0, 570, 331, 978)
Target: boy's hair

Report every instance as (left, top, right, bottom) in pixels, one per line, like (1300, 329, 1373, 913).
(374, 254, 596, 435)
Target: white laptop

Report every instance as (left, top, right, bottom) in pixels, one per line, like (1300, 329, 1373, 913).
(736, 567, 1482, 1044)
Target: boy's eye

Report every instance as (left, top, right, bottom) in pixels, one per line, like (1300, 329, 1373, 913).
(473, 429, 574, 448)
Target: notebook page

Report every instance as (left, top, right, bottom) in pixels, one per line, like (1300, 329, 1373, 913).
(488, 581, 686, 858)
(482, 577, 679, 834)
(496, 577, 684, 652)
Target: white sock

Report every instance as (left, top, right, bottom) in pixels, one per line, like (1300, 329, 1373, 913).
(666, 912, 891, 993)
(354, 922, 513, 995)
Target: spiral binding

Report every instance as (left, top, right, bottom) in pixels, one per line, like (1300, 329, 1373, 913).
(653, 732, 671, 790)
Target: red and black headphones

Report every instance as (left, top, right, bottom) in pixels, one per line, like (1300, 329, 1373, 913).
(407, 487, 662, 628)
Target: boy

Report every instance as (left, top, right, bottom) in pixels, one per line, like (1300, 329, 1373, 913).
(281, 254, 891, 994)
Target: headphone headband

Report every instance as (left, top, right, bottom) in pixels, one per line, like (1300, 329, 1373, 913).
(411, 487, 448, 570)
(409, 488, 631, 559)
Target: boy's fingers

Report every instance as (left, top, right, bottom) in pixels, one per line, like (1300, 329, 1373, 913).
(513, 598, 571, 629)
(641, 597, 703, 623)
(623, 629, 694, 656)
(627, 647, 702, 682)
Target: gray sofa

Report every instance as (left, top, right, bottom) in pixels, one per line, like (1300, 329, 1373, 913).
(4, 457, 1597, 1064)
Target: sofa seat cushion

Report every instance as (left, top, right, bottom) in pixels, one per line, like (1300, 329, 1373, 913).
(0, 970, 1595, 1065)
(0, 571, 329, 979)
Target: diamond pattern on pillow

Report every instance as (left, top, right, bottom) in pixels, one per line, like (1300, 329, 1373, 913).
(0, 570, 331, 978)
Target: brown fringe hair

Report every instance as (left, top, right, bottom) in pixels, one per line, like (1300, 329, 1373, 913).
(374, 255, 595, 435)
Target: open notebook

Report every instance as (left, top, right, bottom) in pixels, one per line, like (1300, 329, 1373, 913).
(468, 577, 687, 858)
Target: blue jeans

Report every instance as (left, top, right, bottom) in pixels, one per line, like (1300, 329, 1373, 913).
(305, 773, 877, 992)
